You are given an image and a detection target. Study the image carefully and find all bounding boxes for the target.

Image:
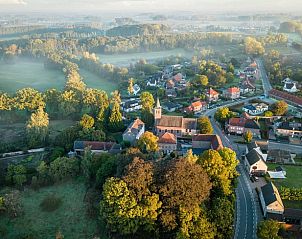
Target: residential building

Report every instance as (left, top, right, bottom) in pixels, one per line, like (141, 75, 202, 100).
(154, 99, 198, 137)
(240, 80, 256, 94)
(74, 141, 121, 155)
(269, 89, 302, 108)
(244, 66, 257, 76)
(226, 118, 260, 136)
(275, 122, 302, 138)
(191, 134, 223, 154)
(123, 118, 145, 145)
(158, 132, 177, 154)
(282, 78, 299, 93)
(183, 101, 207, 115)
(242, 103, 269, 115)
(246, 141, 268, 161)
(162, 101, 181, 113)
(133, 84, 141, 95)
(224, 87, 240, 99)
(121, 98, 142, 113)
(259, 182, 284, 220)
(244, 148, 268, 175)
(206, 88, 219, 102)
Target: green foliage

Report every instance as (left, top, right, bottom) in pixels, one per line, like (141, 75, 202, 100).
(49, 157, 79, 182)
(96, 156, 117, 188)
(54, 126, 80, 151)
(137, 131, 159, 153)
(37, 161, 50, 185)
(140, 92, 155, 113)
(5, 164, 27, 187)
(214, 107, 235, 124)
(257, 219, 283, 239)
(141, 109, 154, 129)
(264, 111, 274, 117)
(243, 130, 253, 143)
(280, 186, 302, 201)
(199, 60, 227, 86)
(197, 116, 213, 134)
(108, 101, 123, 132)
(39, 194, 62, 212)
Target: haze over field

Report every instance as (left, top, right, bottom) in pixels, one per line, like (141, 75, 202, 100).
(0, 0, 301, 13)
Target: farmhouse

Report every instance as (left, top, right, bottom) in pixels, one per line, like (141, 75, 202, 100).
(260, 182, 284, 220)
(73, 141, 121, 155)
(244, 148, 268, 175)
(123, 118, 145, 145)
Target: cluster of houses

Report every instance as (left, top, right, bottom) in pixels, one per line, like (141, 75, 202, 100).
(121, 99, 223, 155)
(238, 61, 259, 94)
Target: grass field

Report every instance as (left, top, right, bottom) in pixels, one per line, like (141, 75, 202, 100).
(0, 60, 118, 94)
(0, 180, 104, 239)
(267, 163, 302, 188)
(97, 48, 193, 66)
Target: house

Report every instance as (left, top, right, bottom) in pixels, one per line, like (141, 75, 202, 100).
(173, 73, 183, 83)
(244, 148, 268, 175)
(162, 101, 181, 113)
(244, 66, 257, 76)
(275, 166, 287, 176)
(74, 141, 121, 155)
(226, 118, 260, 136)
(206, 88, 219, 102)
(191, 134, 223, 154)
(183, 101, 207, 115)
(275, 122, 302, 138)
(166, 79, 175, 89)
(154, 99, 198, 137)
(269, 89, 302, 108)
(240, 80, 256, 94)
(133, 84, 141, 95)
(283, 81, 298, 93)
(246, 141, 268, 161)
(165, 88, 177, 98)
(158, 132, 177, 154)
(242, 103, 269, 115)
(224, 87, 240, 100)
(259, 182, 284, 220)
(147, 77, 157, 87)
(121, 98, 142, 113)
(123, 118, 145, 145)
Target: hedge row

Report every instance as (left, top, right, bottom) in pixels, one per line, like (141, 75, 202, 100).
(280, 186, 302, 201)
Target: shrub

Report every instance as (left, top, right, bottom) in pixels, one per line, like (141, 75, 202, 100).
(280, 187, 302, 201)
(39, 194, 62, 212)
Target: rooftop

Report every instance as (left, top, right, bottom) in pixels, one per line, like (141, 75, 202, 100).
(192, 134, 224, 151)
(261, 182, 284, 208)
(158, 132, 177, 144)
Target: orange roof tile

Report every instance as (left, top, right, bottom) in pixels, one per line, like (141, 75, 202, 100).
(158, 132, 177, 144)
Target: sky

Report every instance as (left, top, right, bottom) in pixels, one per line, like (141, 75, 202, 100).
(0, 0, 301, 13)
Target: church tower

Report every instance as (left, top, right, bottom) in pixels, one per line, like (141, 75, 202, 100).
(153, 98, 162, 120)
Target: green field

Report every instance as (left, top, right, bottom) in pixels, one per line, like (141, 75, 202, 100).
(0, 60, 118, 94)
(0, 180, 104, 239)
(98, 48, 194, 66)
(267, 163, 302, 188)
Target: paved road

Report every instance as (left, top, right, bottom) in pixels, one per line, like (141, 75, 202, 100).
(269, 141, 302, 154)
(256, 58, 272, 96)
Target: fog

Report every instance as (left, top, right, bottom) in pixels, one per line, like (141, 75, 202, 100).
(0, 0, 301, 13)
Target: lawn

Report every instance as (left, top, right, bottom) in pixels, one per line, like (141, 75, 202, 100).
(267, 163, 302, 188)
(0, 60, 118, 94)
(0, 180, 104, 239)
(283, 200, 302, 209)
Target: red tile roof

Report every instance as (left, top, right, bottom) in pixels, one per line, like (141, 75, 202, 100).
(269, 89, 302, 106)
(207, 88, 219, 96)
(192, 134, 224, 151)
(191, 101, 207, 108)
(158, 132, 177, 144)
(228, 87, 240, 94)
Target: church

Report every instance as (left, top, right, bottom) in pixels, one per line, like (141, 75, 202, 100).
(153, 99, 199, 137)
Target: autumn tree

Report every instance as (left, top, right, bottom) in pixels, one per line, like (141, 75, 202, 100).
(197, 116, 214, 134)
(244, 37, 265, 56)
(137, 131, 159, 153)
(65, 69, 86, 93)
(128, 78, 134, 95)
(243, 130, 253, 143)
(140, 92, 155, 128)
(270, 100, 288, 116)
(80, 114, 95, 130)
(15, 88, 45, 111)
(257, 219, 283, 239)
(26, 106, 49, 147)
(214, 107, 235, 124)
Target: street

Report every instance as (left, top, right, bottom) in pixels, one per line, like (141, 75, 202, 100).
(256, 58, 272, 96)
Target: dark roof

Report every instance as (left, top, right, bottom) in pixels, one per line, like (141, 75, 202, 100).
(269, 89, 302, 106)
(228, 118, 260, 129)
(162, 101, 180, 110)
(284, 208, 302, 219)
(247, 141, 258, 151)
(245, 119, 260, 129)
(74, 141, 115, 151)
(192, 134, 224, 150)
(285, 83, 295, 89)
(247, 141, 269, 152)
(275, 166, 285, 172)
(261, 182, 278, 206)
(182, 118, 197, 130)
(246, 148, 263, 165)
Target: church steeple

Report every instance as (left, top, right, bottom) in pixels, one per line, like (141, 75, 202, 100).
(154, 97, 162, 120)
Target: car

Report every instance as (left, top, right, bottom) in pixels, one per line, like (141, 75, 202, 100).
(250, 176, 255, 183)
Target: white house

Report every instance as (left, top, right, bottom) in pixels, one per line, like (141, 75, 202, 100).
(283, 79, 298, 93)
(259, 182, 284, 220)
(244, 148, 268, 175)
(122, 118, 145, 145)
(246, 141, 268, 161)
(133, 84, 141, 95)
(121, 98, 142, 113)
(242, 103, 268, 115)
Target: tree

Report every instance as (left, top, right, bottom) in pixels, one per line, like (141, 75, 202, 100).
(140, 92, 155, 113)
(196, 75, 209, 87)
(218, 147, 239, 181)
(244, 37, 265, 56)
(128, 78, 134, 95)
(65, 69, 86, 93)
(80, 114, 95, 130)
(184, 149, 198, 164)
(6, 165, 27, 187)
(15, 88, 45, 111)
(270, 100, 288, 116)
(96, 155, 117, 188)
(214, 107, 235, 124)
(257, 219, 283, 239)
(49, 157, 79, 182)
(197, 116, 213, 134)
(108, 99, 123, 132)
(243, 130, 253, 143)
(264, 111, 274, 117)
(198, 149, 232, 195)
(137, 131, 159, 153)
(26, 106, 49, 147)
(37, 161, 50, 185)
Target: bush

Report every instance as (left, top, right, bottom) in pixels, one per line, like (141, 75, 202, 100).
(280, 187, 302, 201)
(39, 194, 62, 212)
